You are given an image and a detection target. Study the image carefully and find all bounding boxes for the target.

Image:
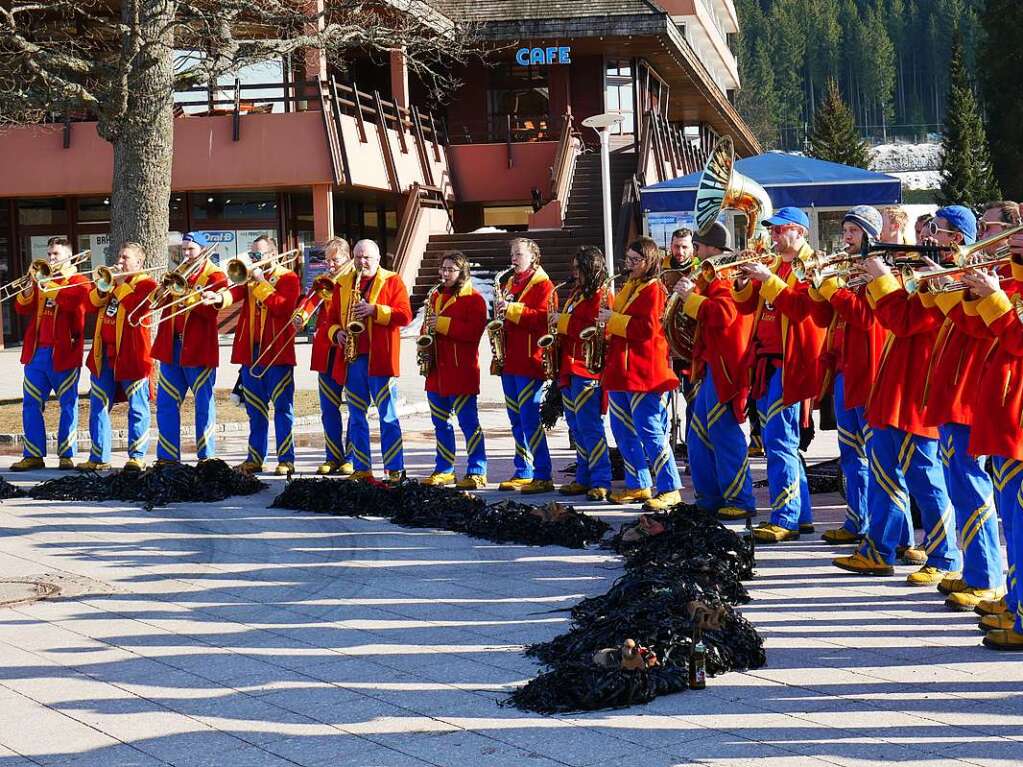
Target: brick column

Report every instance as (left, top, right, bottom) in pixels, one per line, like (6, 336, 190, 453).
(312, 184, 334, 242)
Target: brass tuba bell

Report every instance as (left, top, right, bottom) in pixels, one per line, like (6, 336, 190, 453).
(694, 136, 773, 250)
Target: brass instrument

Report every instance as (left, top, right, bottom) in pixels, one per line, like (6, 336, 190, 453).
(416, 283, 442, 377)
(486, 267, 515, 376)
(580, 271, 626, 375)
(225, 248, 301, 285)
(699, 250, 775, 282)
(902, 255, 1011, 295)
(250, 258, 355, 378)
(0, 251, 91, 302)
(946, 223, 1023, 267)
(694, 136, 773, 250)
(126, 250, 211, 327)
(660, 268, 699, 366)
(343, 266, 366, 363)
(537, 281, 569, 381)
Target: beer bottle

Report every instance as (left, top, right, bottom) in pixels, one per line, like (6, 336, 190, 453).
(688, 626, 707, 690)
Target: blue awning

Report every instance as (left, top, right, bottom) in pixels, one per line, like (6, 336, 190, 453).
(641, 152, 902, 213)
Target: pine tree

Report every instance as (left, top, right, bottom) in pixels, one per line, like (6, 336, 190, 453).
(938, 32, 1001, 205)
(808, 79, 871, 168)
(737, 39, 780, 149)
(980, 0, 1023, 200)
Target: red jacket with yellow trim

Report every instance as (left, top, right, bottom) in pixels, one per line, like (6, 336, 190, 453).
(601, 277, 678, 393)
(152, 259, 227, 369)
(424, 282, 487, 396)
(863, 273, 943, 437)
(812, 276, 886, 410)
(85, 274, 157, 381)
(14, 270, 90, 372)
(328, 267, 412, 385)
(556, 287, 610, 386)
(684, 277, 752, 415)
(921, 289, 998, 428)
(732, 249, 831, 405)
(969, 278, 1023, 460)
(500, 267, 554, 379)
(227, 266, 301, 367)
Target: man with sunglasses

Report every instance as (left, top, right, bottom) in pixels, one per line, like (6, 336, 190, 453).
(833, 207, 966, 586)
(733, 207, 831, 543)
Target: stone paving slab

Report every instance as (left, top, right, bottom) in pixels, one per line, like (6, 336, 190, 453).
(0, 420, 1021, 766)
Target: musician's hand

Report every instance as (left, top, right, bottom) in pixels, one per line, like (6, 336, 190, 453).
(963, 270, 1000, 297)
(353, 300, 375, 320)
(1009, 231, 1023, 259)
(597, 308, 613, 324)
(495, 298, 507, 314)
(674, 277, 696, 301)
(335, 330, 348, 347)
(292, 314, 305, 330)
(201, 290, 223, 307)
(860, 256, 890, 280)
(741, 263, 772, 282)
(426, 314, 438, 332)
(250, 267, 266, 283)
(547, 309, 558, 326)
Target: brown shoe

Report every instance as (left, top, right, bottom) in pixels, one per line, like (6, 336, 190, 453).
(752, 523, 799, 543)
(907, 566, 959, 587)
(558, 481, 589, 496)
(235, 460, 263, 475)
(833, 552, 895, 577)
(586, 487, 610, 502)
(822, 527, 861, 545)
(421, 472, 455, 487)
(643, 490, 682, 511)
(975, 597, 1008, 617)
(456, 474, 487, 490)
(349, 470, 374, 482)
(498, 478, 532, 491)
(718, 506, 754, 521)
(58, 458, 75, 471)
(10, 457, 45, 472)
(982, 628, 1023, 651)
(317, 461, 339, 476)
(609, 488, 653, 504)
(520, 479, 555, 495)
(946, 587, 1005, 612)
(979, 612, 1016, 632)
(897, 546, 927, 565)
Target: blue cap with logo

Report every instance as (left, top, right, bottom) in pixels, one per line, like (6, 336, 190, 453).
(182, 231, 210, 248)
(934, 205, 977, 245)
(762, 206, 810, 230)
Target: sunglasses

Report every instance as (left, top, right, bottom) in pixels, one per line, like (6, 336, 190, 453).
(925, 220, 960, 237)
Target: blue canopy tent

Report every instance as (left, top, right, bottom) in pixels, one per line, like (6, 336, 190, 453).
(641, 152, 902, 249)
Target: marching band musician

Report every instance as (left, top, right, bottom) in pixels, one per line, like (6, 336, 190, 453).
(662, 228, 694, 271)
(203, 235, 300, 475)
(812, 206, 887, 545)
(294, 237, 354, 476)
(493, 238, 556, 494)
(152, 232, 226, 465)
(733, 207, 830, 543)
(553, 246, 613, 502)
(672, 222, 755, 520)
(79, 242, 157, 471)
(833, 209, 966, 584)
(12, 237, 90, 471)
(328, 239, 411, 484)
(420, 251, 488, 489)
(598, 236, 683, 510)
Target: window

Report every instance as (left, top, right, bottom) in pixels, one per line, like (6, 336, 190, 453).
(487, 62, 550, 142)
(77, 197, 112, 224)
(17, 198, 67, 227)
(605, 59, 635, 135)
(483, 206, 531, 230)
(191, 191, 278, 222)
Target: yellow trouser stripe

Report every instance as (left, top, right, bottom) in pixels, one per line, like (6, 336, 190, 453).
(723, 458, 750, 501)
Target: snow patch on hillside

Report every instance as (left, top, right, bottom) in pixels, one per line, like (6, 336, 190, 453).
(870, 142, 942, 173)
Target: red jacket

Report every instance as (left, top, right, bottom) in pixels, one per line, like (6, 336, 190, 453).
(14, 270, 89, 372)
(969, 264, 1023, 459)
(424, 282, 487, 396)
(864, 274, 943, 437)
(556, 287, 610, 386)
(684, 277, 752, 418)
(86, 274, 157, 381)
(732, 249, 831, 405)
(812, 276, 886, 409)
(499, 267, 554, 379)
(328, 267, 412, 385)
(227, 265, 301, 367)
(152, 259, 227, 369)
(921, 290, 998, 428)
(601, 277, 678, 393)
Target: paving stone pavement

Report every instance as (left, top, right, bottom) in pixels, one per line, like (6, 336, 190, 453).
(0, 415, 1021, 767)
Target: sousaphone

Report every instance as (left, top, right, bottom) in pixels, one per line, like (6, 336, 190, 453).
(693, 136, 773, 249)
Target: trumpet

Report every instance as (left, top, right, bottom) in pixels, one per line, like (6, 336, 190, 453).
(0, 250, 91, 303)
(901, 255, 1011, 295)
(486, 267, 515, 376)
(700, 250, 775, 282)
(537, 281, 570, 381)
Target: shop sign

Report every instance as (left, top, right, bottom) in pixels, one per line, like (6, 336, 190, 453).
(515, 46, 572, 66)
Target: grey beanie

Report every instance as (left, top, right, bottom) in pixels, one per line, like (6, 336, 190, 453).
(843, 205, 883, 240)
(693, 222, 732, 252)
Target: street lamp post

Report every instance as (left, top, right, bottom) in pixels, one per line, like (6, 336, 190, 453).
(581, 113, 624, 277)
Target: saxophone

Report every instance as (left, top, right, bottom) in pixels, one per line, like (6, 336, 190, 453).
(580, 271, 626, 375)
(343, 266, 365, 363)
(416, 283, 442, 377)
(537, 281, 569, 381)
(486, 267, 515, 375)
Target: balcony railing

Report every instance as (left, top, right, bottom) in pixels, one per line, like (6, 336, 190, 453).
(450, 113, 561, 145)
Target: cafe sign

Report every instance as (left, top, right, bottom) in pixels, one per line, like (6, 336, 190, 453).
(515, 46, 572, 66)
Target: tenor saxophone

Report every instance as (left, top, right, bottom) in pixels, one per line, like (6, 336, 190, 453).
(416, 283, 441, 377)
(343, 266, 365, 363)
(537, 281, 569, 381)
(486, 267, 514, 375)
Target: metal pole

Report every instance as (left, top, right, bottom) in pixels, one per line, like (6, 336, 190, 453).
(599, 127, 614, 275)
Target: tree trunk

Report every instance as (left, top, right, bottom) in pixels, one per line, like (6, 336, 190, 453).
(107, 1, 176, 272)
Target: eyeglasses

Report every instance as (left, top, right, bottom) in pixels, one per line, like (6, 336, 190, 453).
(979, 220, 1010, 233)
(926, 220, 959, 237)
(770, 225, 802, 235)
(438, 267, 459, 274)
(624, 254, 645, 265)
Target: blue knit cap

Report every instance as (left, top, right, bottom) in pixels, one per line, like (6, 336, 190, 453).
(935, 205, 977, 245)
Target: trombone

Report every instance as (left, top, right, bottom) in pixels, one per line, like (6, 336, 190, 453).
(197, 248, 302, 313)
(126, 253, 211, 327)
(0, 250, 91, 303)
(902, 255, 1011, 295)
(249, 258, 353, 378)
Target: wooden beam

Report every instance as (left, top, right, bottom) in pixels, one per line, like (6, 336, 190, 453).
(373, 90, 401, 193)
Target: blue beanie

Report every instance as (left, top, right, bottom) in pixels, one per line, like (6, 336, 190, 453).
(843, 206, 883, 240)
(935, 205, 977, 245)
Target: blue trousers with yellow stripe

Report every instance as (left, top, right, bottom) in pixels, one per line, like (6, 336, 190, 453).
(345, 354, 403, 472)
(757, 370, 811, 530)
(687, 370, 754, 513)
(834, 373, 869, 536)
(608, 391, 682, 493)
(428, 392, 486, 476)
(22, 347, 80, 459)
(501, 374, 551, 481)
(940, 424, 1002, 590)
(857, 425, 960, 569)
(87, 359, 150, 463)
(990, 460, 1023, 617)
(156, 338, 216, 461)
(563, 375, 612, 489)
(318, 372, 353, 465)
(240, 363, 294, 464)
(991, 457, 1022, 626)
